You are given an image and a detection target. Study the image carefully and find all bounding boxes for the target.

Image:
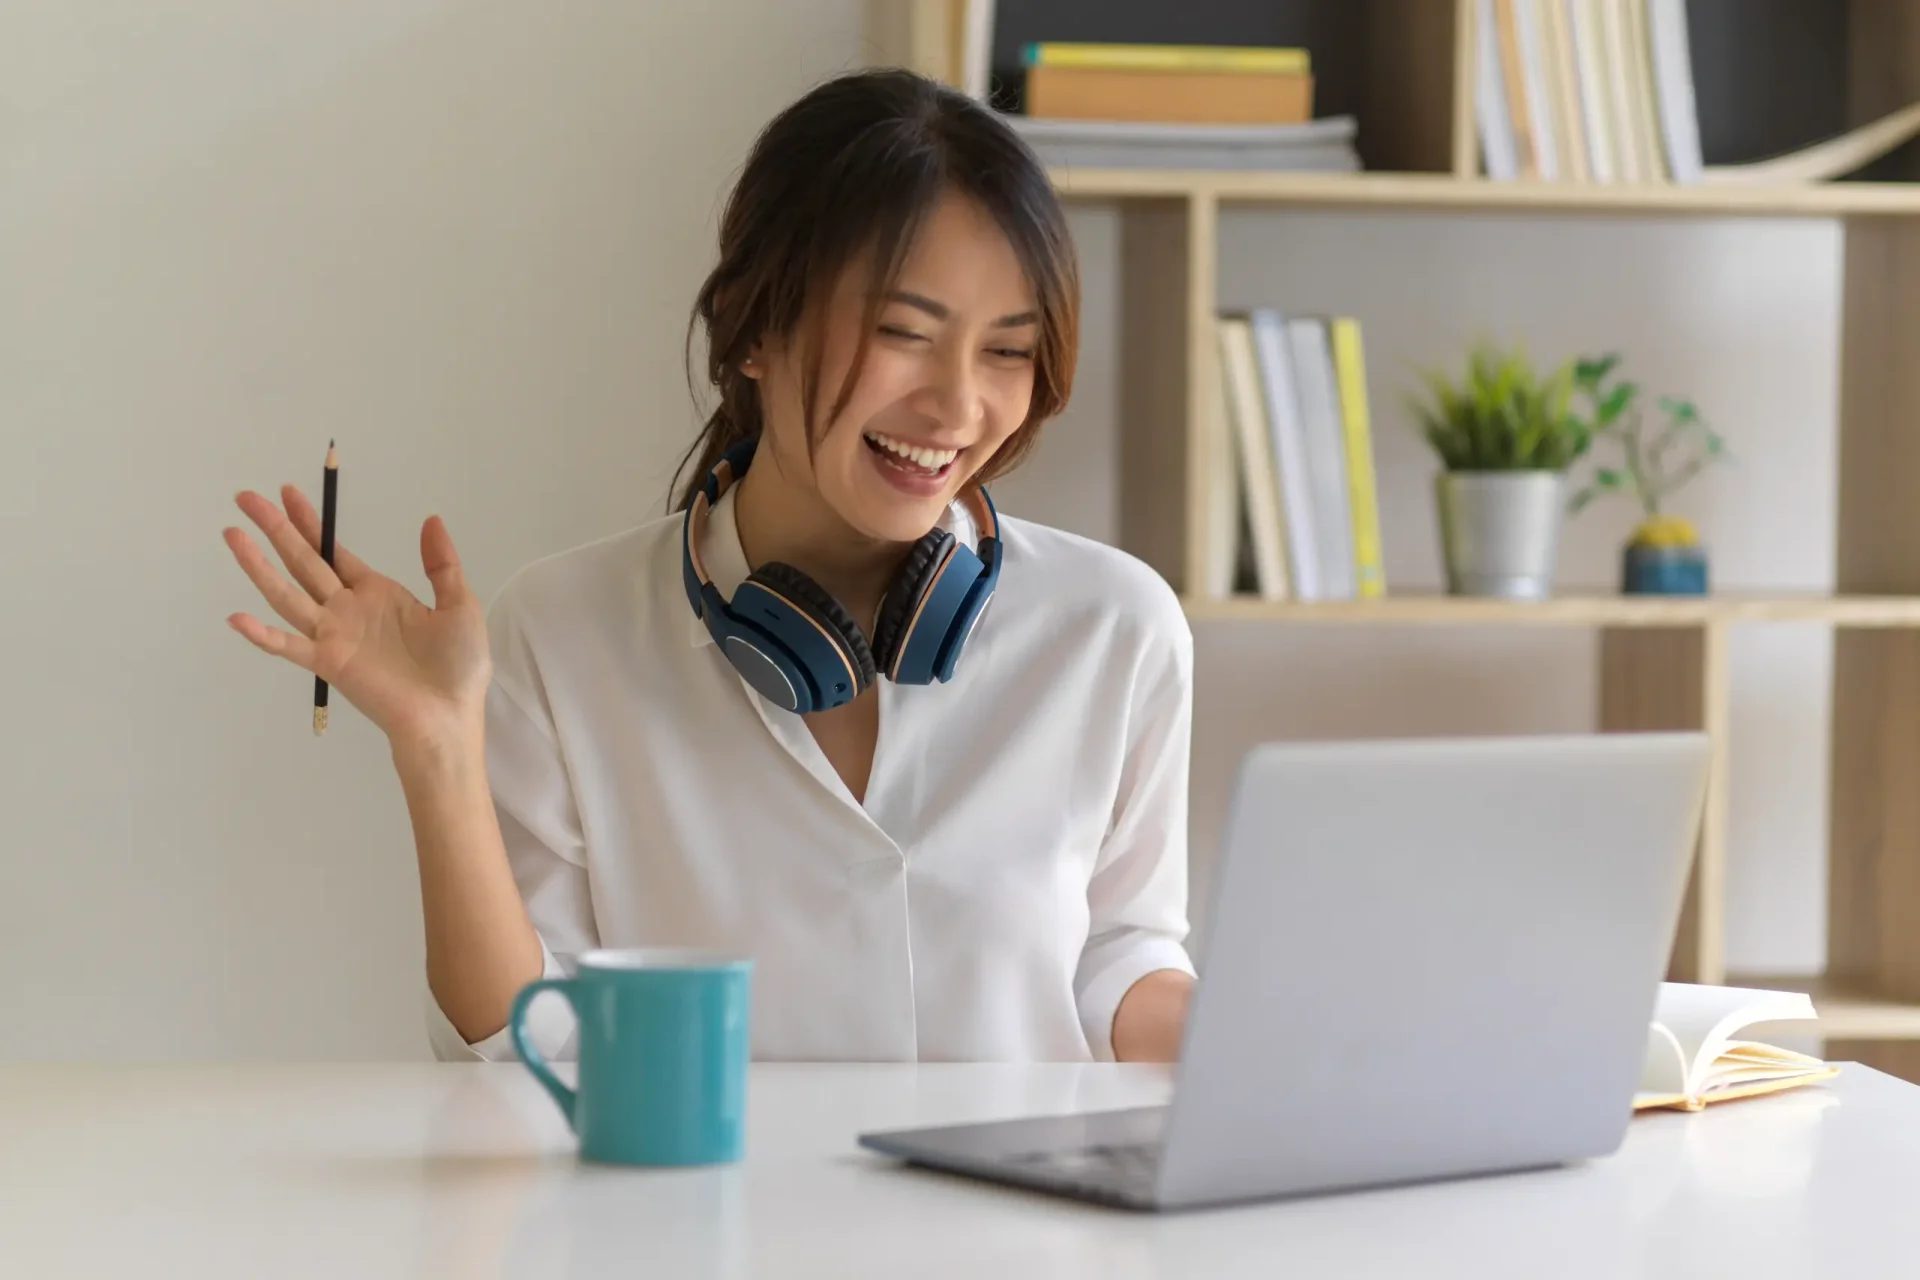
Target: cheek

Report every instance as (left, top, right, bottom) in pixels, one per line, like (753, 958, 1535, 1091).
(758, 370, 814, 466)
(825, 349, 917, 438)
(984, 366, 1036, 440)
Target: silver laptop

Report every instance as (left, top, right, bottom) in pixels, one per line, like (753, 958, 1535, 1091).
(858, 732, 1712, 1211)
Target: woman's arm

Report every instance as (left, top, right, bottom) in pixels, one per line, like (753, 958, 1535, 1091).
(419, 594, 602, 1061)
(1074, 575, 1200, 1062)
(394, 729, 544, 1045)
(221, 486, 572, 1054)
(1113, 969, 1195, 1062)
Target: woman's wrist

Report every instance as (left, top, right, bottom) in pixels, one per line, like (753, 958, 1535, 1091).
(390, 715, 488, 794)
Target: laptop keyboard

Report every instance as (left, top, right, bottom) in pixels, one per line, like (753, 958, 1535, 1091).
(1005, 1141, 1161, 1180)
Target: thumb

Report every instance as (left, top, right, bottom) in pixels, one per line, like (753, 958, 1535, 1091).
(420, 515, 470, 610)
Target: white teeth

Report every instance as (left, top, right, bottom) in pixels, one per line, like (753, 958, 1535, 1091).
(866, 432, 957, 470)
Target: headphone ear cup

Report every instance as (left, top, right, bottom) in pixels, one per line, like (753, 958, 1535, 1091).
(870, 529, 954, 679)
(741, 563, 877, 703)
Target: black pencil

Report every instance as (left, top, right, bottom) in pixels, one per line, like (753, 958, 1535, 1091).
(314, 440, 338, 735)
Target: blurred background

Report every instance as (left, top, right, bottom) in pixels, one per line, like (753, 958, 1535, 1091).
(0, 0, 1852, 1059)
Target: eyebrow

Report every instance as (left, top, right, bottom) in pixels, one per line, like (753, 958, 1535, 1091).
(887, 289, 1038, 329)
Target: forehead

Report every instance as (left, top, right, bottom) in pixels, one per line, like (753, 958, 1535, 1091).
(906, 192, 1027, 285)
(836, 190, 1034, 311)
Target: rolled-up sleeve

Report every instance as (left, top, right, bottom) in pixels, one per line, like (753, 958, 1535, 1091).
(1074, 602, 1198, 1061)
(424, 594, 600, 1062)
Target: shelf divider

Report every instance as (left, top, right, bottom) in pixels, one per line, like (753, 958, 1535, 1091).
(1598, 624, 1729, 985)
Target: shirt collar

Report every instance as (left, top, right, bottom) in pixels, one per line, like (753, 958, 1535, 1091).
(687, 486, 979, 649)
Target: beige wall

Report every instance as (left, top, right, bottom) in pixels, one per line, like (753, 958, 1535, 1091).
(1, 0, 867, 1059)
(1, 1, 1835, 1060)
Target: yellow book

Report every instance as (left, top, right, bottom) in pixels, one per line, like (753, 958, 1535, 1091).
(1022, 42, 1309, 75)
(1327, 318, 1385, 599)
(1634, 982, 1840, 1113)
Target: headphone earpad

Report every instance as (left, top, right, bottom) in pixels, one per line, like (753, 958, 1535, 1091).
(747, 562, 878, 692)
(871, 529, 954, 678)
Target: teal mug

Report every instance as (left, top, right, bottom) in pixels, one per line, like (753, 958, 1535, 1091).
(509, 948, 752, 1166)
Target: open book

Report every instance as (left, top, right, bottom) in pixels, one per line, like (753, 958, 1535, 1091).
(1635, 982, 1840, 1112)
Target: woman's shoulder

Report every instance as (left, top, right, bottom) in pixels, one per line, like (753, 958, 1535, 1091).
(993, 514, 1189, 651)
(485, 511, 684, 641)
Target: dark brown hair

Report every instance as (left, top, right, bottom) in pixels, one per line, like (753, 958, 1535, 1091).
(673, 68, 1079, 512)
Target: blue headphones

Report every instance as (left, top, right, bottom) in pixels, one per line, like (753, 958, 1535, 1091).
(682, 436, 1002, 714)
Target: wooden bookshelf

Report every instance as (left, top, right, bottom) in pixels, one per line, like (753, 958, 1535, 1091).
(1050, 169, 1920, 217)
(1736, 974, 1920, 1041)
(1183, 594, 1920, 627)
(871, 0, 1920, 1080)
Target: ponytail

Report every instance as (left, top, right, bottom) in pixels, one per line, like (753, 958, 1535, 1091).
(673, 358, 760, 512)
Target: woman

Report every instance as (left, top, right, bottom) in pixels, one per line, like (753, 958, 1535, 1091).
(222, 68, 1196, 1064)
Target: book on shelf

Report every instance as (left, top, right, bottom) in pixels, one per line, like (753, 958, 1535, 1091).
(1023, 43, 1310, 75)
(1541, 0, 1589, 184)
(1203, 325, 1246, 600)
(1208, 311, 1386, 603)
(1477, 0, 1702, 186)
(1249, 311, 1322, 598)
(1635, 982, 1838, 1112)
(1328, 319, 1385, 599)
(1022, 41, 1314, 127)
(1006, 115, 1359, 174)
(1285, 317, 1359, 601)
(1026, 66, 1312, 128)
(1215, 317, 1291, 600)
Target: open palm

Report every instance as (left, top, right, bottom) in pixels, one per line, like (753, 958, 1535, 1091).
(223, 486, 491, 748)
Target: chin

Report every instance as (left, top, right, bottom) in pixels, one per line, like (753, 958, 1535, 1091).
(837, 440, 978, 542)
(841, 491, 958, 544)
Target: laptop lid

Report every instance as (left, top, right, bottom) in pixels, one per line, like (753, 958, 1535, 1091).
(1152, 732, 1710, 1209)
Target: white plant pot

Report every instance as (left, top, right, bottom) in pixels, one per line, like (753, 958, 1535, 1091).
(1436, 470, 1566, 599)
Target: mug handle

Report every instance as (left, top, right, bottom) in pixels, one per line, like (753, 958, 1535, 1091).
(509, 977, 578, 1130)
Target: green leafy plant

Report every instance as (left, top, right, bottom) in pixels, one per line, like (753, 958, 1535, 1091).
(1410, 340, 1621, 472)
(1567, 355, 1727, 543)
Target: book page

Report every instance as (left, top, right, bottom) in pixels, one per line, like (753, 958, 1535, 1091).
(1638, 1020, 1689, 1097)
(1697, 1042, 1831, 1096)
(1649, 983, 1818, 1097)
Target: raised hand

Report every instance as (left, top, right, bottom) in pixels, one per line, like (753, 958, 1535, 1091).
(223, 486, 491, 751)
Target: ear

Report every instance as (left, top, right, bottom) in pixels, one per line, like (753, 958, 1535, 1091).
(740, 340, 765, 380)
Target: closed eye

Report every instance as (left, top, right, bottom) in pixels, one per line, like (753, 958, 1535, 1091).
(989, 346, 1034, 361)
(880, 324, 926, 342)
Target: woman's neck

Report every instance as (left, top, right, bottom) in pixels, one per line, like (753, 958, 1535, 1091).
(732, 462, 909, 629)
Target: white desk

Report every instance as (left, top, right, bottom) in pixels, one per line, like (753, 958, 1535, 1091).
(4, 1061, 1918, 1278)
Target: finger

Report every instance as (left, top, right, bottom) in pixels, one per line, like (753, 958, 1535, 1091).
(223, 526, 322, 635)
(235, 490, 342, 604)
(283, 484, 373, 587)
(420, 515, 471, 611)
(227, 612, 319, 672)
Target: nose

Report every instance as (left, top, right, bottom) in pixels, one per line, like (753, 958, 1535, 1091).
(924, 343, 985, 433)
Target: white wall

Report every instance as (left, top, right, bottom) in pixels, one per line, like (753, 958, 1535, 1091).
(1, 1, 1839, 1061)
(995, 207, 1843, 976)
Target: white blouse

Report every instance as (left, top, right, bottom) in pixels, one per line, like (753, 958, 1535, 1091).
(426, 482, 1197, 1064)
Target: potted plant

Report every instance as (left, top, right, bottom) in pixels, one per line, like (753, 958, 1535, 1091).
(1567, 356, 1726, 595)
(1410, 341, 1612, 599)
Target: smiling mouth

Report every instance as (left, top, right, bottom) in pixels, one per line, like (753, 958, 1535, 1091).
(864, 430, 958, 478)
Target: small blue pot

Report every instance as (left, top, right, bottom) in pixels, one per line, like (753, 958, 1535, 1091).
(1622, 542, 1708, 595)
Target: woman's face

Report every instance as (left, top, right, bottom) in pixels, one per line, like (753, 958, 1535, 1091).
(746, 189, 1040, 544)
